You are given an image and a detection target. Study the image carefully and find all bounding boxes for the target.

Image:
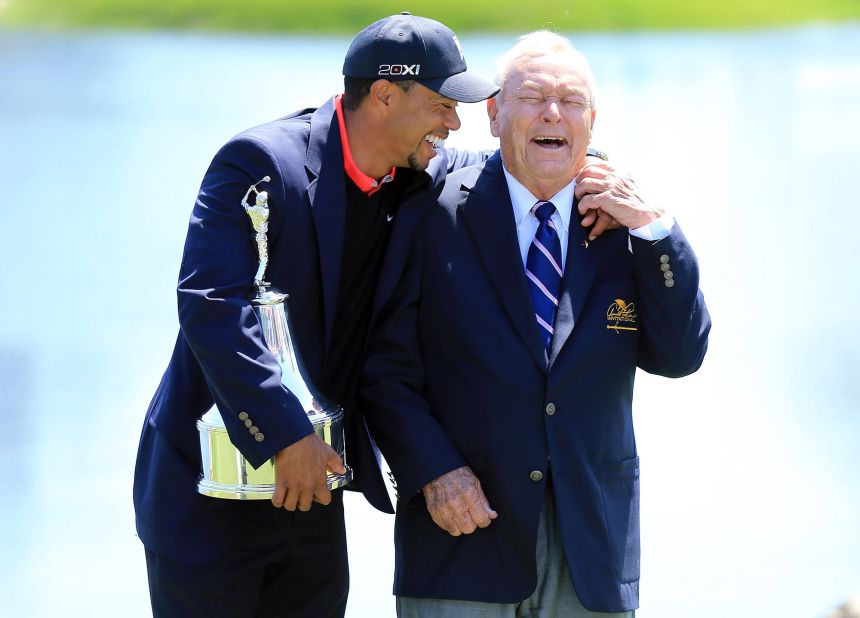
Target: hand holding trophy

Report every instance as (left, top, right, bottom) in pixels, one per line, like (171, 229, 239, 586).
(271, 433, 346, 511)
(196, 177, 353, 500)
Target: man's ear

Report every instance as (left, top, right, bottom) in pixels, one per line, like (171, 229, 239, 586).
(589, 108, 597, 140)
(487, 97, 500, 138)
(369, 79, 394, 109)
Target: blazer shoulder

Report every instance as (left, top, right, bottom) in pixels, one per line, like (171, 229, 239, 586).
(211, 105, 330, 189)
(437, 161, 486, 206)
(225, 112, 314, 155)
(437, 151, 506, 210)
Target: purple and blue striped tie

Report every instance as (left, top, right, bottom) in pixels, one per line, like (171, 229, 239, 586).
(526, 201, 563, 352)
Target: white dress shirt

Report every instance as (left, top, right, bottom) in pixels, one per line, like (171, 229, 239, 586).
(501, 167, 675, 271)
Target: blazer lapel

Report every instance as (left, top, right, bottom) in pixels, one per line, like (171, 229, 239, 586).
(548, 203, 599, 367)
(305, 98, 345, 352)
(459, 155, 547, 372)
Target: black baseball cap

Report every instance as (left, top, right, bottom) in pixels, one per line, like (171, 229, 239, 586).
(343, 12, 500, 103)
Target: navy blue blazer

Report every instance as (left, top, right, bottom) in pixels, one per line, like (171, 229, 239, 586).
(360, 153, 711, 611)
(133, 97, 480, 564)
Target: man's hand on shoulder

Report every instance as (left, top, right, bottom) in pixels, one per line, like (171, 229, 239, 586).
(422, 466, 498, 536)
(575, 162, 665, 237)
(271, 434, 346, 512)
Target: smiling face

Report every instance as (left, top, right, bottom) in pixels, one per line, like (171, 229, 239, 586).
(489, 52, 596, 198)
(387, 81, 462, 171)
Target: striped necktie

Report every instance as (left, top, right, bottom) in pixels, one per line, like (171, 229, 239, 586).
(526, 201, 563, 352)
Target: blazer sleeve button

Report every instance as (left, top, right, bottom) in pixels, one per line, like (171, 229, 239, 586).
(529, 470, 544, 482)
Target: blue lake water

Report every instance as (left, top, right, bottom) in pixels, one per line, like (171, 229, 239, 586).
(0, 24, 858, 617)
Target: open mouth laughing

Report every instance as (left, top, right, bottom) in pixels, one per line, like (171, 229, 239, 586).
(532, 135, 568, 150)
(424, 134, 446, 151)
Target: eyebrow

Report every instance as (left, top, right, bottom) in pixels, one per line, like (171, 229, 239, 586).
(433, 94, 458, 106)
(518, 81, 546, 92)
(517, 81, 588, 98)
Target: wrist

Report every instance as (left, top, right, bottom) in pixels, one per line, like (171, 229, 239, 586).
(586, 147, 609, 161)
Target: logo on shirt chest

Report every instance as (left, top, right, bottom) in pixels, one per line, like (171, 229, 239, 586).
(606, 299, 638, 333)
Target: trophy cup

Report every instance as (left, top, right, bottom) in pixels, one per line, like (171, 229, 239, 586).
(196, 176, 353, 499)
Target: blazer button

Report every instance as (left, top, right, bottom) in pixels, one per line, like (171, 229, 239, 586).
(660, 254, 670, 264)
(254, 433, 265, 442)
(665, 279, 675, 288)
(244, 419, 253, 428)
(545, 403, 556, 416)
(249, 426, 259, 435)
(529, 470, 543, 482)
(238, 412, 249, 421)
(660, 263, 671, 272)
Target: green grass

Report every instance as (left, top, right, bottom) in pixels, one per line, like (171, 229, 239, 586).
(1, 0, 859, 32)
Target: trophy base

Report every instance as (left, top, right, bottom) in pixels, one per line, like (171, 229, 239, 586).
(197, 407, 351, 500)
(197, 466, 353, 500)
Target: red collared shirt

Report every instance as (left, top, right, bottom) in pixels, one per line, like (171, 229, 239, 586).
(334, 94, 396, 196)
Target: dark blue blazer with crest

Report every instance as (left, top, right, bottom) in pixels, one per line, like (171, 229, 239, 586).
(360, 153, 711, 612)
(132, 97, 479, 564)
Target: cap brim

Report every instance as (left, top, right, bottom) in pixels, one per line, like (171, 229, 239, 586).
(420, 70, 500, 103)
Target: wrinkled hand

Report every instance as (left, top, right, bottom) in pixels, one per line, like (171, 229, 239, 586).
(575, 162, 664, 236)
(575, 162, 623, 241)
(422, 466, 498, 536)
(271, 433, 346, 512)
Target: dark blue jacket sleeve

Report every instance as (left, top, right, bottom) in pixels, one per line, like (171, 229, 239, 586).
(631, 224, 711, 377)
(177, 136, 314, 468)
(360, 227, 467, 500)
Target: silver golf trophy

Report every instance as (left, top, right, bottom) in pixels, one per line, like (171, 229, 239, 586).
(197, 176, 353, 499)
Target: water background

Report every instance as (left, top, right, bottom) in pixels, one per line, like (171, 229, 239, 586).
(0, 24, 858, 617)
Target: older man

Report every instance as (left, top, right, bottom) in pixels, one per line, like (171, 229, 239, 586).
(360, 31, 711, 617)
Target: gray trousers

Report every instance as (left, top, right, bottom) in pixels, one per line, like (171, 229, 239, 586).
(397, 491, 635, 618)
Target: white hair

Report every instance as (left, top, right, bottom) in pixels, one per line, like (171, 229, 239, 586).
(494, 30, 598, 106)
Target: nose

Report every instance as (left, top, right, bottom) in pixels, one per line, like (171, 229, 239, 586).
(445, 106, 462, 131)
(541, 99, 561, 123)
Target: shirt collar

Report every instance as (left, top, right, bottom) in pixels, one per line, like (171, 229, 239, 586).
(334, 94, 396, 196)
(502, 166, 575, 233)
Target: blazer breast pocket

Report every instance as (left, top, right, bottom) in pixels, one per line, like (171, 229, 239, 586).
(588, 281, 640, 357)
